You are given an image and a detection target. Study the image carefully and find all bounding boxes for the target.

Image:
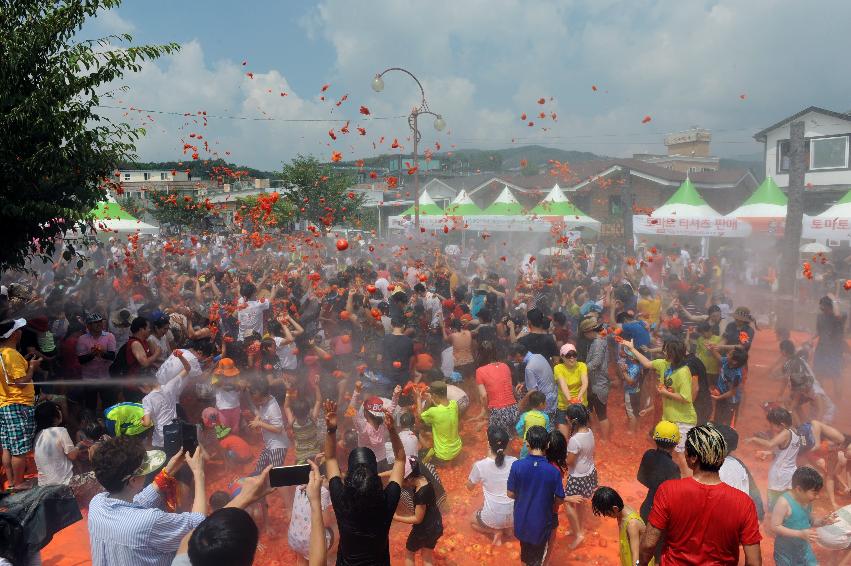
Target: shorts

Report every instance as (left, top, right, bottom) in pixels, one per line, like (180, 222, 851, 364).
(0, 404, 35, 456)
(289, 527, 334, 559)
(406, 526, 443, 552)
(624, 390, 641, 419)
(675, 423, 694, 453)
(520, 539, 549, 566)
(587, 391, 608, 421)
(489, 405, 518, 435)
(476, 508, 512, 531)
(565, 468, 598, 498)
(798, 422, 815, 454)
(253, 447, 287, 474)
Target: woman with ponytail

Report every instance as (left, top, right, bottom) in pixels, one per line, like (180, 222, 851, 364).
(323, 399, 405, 566)
(466, 425, 516, 545)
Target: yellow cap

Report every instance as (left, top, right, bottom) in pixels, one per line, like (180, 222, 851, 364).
(653, 420, 681, 444)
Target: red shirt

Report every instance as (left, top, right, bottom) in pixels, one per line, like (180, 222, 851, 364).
(649, 477, 761, 565)
(475, 362, 516, 409)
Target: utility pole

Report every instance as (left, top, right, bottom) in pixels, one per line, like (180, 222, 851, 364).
(777, 120, 806, 329)
(620, 166, 634, 254)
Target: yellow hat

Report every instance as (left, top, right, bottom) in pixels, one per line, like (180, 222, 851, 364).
(653, 420, 681, 444)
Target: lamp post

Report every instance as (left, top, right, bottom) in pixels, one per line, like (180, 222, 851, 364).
(372, 68, 445, 233)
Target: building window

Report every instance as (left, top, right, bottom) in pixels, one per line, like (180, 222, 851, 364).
(777, 139, 812, 173)
(123, 173, 130, 181)
(608, 195, 622, 216)
(143, 172, 151, 181)
(810, 136, 849, 170)
(160, 172, 167, 180)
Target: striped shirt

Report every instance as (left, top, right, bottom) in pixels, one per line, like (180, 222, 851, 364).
(88, 484, 205, 566)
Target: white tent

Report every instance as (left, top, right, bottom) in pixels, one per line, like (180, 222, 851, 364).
(803, 189, 851, 241)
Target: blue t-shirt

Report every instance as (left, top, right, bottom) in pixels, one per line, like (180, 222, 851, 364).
(621, 320, 651, 349)
(622, 355, 641, 395)
(507, 455, 565, 545)
(717, 357, 743, 404)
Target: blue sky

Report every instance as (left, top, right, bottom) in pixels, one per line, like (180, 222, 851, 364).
(84, 0, 851, 170)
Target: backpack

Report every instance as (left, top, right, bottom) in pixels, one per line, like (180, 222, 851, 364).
(108, 338, 139, 378)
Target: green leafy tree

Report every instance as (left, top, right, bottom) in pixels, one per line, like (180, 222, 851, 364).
(280, 155, 365, 230)
(235, 193, 294, 231)
(0, 0, 178, 271)
(146, 193, 212, 230)
(117, 194, 146, 219)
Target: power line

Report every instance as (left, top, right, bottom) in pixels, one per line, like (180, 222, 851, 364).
(95, 104, 408, 123)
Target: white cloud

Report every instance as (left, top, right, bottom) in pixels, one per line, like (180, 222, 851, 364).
(91, 8, 136, 35)
(103, 1, 851, 169)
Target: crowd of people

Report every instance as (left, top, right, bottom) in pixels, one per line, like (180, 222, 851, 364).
(0, 231, 850, 566)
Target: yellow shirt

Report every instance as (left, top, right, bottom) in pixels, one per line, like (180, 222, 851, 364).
(651, 359, 697, 425)
(696, 335, 722, 375)
(638, 297, 662, 325)
(554, 362, 588, 409)
(620, 511, 653, 566)
(0, 348, 35, 407)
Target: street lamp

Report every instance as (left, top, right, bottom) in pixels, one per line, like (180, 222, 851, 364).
(371, 68, 445, 233)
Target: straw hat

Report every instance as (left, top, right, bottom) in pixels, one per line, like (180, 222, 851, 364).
(214, 358, 240, 378)
(732, 306, 753, 323)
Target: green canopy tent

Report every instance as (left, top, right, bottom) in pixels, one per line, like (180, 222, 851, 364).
(530, 184, 601, 231)
(726, 176, 787, 234)
(445, 190, 484, 216)
(481, 186, 525, 215)
(398, 189, 444, 216)
(87, 201, 159, 237)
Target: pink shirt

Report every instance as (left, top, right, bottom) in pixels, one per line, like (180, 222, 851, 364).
(76, 332, 117, 380)
(349, 390, 398, 462)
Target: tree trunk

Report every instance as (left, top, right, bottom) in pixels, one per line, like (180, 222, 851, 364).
(776, 120, 806, 330)
(621, 167, 634, 254)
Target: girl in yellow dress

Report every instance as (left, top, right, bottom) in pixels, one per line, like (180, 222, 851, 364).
(592, 486, 653, 566)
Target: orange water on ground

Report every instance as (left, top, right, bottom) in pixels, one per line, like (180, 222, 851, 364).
(41, 329, 851, 565)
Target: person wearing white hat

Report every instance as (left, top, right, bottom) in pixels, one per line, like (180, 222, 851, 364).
(0, 318, 42, 489)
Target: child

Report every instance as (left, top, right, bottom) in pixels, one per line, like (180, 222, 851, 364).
(746, 406, 801, 510)
(798, 419, 851, 510)
(348, 382, 400, 471)
(33, 401, 82, 486)
(394, 457, 444, 566)
(709, 347, 748, 426)
(284, 383, 322, 464)
(417, 381, 462, 464)
(771, 466, 835, 566)
(398, 412, 420, 470)
(591, 486, 650, 566)
(288, 462, 336, 565)
(213, 357, 243, 433)
(141, 349, 191, 449)
(617, 344, 641, 434)
(515, 390, 550, 458)
(636, 421, 681, 563)
(248, 378, 289, 473)
(467, 425, 516, 546)
(564, 403, 597, 549)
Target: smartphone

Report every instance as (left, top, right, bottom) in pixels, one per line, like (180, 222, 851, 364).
(182, 423, 198, 455)
(269, 464, 311, 487)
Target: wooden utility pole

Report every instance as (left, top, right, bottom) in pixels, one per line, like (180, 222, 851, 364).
(620, 166, 634, 254)
(777, 121, 806, 328)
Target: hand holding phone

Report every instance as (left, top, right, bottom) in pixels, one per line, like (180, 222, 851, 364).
(269, 464, 311, 487)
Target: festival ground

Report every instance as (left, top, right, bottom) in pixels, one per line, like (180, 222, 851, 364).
(41, 327, 850, 565)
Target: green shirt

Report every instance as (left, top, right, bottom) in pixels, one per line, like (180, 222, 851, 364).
(421, 400, 462, 461)
(650, 359, 697, 425)
(554, 362, 588, 409)
(104, 402, 150, 436)
(696, 335, 722, 375)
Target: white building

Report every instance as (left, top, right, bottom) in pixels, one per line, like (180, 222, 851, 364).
(119, 170, 190, 183)
(754, 106, 851, 212)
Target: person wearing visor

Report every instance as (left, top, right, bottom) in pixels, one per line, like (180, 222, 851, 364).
(87, 437, 207, 566)
(0, 318, 42, 490)
(323, 398, 405, 566)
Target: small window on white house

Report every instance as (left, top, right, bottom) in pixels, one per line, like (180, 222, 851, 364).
(143, 172, 151, 181)
(810, 136, 849, 170)
(123, 173, 131, 181)
(160, 172, 167, 180)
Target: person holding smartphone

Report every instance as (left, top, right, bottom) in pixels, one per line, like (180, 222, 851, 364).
(323, 399, 406, 566)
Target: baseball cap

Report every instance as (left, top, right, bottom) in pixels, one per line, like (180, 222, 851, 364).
(0, 319, 26, 339)
(560, 343, 577, 356)
(363, 396, 385, 418)
(653, 420, 681, 444)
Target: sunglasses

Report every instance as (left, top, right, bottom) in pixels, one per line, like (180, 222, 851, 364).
(563, 352, 578, 358)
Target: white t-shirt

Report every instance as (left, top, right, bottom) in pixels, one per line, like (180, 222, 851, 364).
(215, 384, 242, 410)
(719, 455, 750, 495)
(148, 331, 174, 363)
(375, 277, 390, 300)
(142, 375, 186, 448)
(35, 427, 75, 486)
(441, 346, 454, 378)
(156, 351, 202, 385)
(273, 336, 298, 371)
(254, 396, 289, 451)
(567, 430, 596, 477)
(237, 298, 270, 339)
(469, 456, 517, 528)
(288, 484, 331, 558)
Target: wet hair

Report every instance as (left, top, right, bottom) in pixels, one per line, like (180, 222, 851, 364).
(83, 417, 107, 441)
(525, 425, 549, 451)
(552, 311, 566, 325)
(92, 436, 146, 493)
(779, 339, 796, 356)
(209, 491, 232, 511)
(819, 296, 833, 308)
(545, 430, 567, 473)
(477, 308, 492, 324)
(390, 316, 405, 329)
(413, 283, 426, 294)
(697, 321, 712, 334)
(566, 403, 589, 435)
(487, 425, 510, 468)
(792, 466, 824, 492)
(400, 412, 415, 430)
(188, 508, 258, 566)
(591, 486, 624, 517)
(130, 317, 149, 333)
(684, 424, 727, 472)
(767, 406, 793, 427)
(342, 459, 384, 515)
(510, 343, 529, 358)
(290, 397, 310, 423)
(664, 339, 687, 368)
(527, 308, 546, 329)
(33, 401, 62, 438)
(248, 378, 270, 398)
(728, 348, 748, 367)
(240, 282, 257, 300)
(526, 390, 546, 411)
(152, 316, 170, 330)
